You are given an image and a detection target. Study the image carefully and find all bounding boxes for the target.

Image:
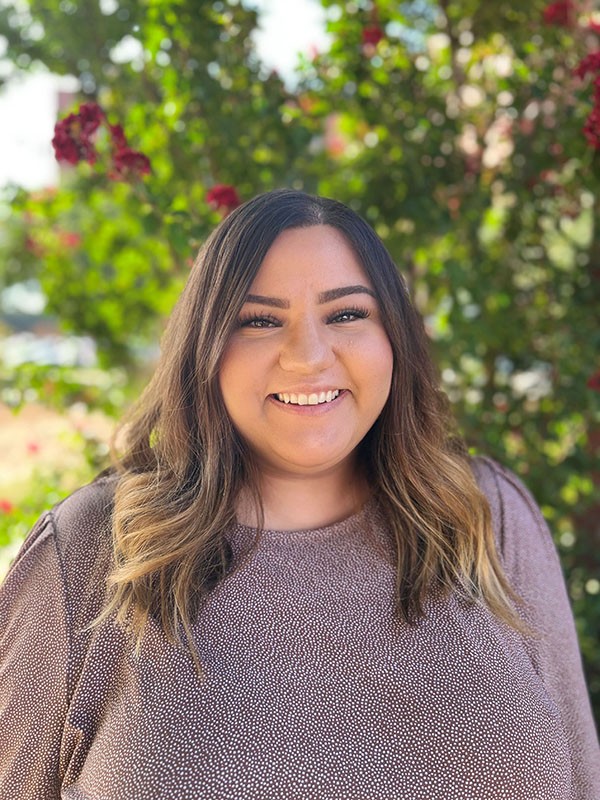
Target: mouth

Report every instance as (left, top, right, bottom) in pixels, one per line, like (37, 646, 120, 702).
(273, 389, 341, 406)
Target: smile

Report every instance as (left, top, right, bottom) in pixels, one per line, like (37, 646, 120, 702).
(274, 390, 341, 406)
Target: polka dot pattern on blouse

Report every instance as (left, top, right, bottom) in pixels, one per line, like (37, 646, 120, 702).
(0, 458, 598, 799)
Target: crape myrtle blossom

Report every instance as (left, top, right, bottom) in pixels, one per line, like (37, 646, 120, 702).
(111, 148, 151, 181)
(109, 123, 128, 151)
(583, 105, 600, 148)
(52, 103, 151, 181)
(361, 24, 384, 47)
(543, 0, 600, 32)
(360, 0, 384, 51)
(52, 102, 103, 165)
(574, 53, 600, 150)
(543, 0, 576, 27)
(206, 184, 241, 215)
(0, 499, 14, 514)
(587, 371, 600, 392)
(58, 231, 82, 249)
(574, 52, 600, 80)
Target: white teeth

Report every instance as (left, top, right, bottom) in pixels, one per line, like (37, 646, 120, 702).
(275, 390, 340, 405)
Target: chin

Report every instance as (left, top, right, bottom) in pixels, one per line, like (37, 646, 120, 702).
(274, 451, 357, 475)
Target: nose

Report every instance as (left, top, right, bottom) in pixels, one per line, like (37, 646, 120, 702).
(278, 317, 335, 374)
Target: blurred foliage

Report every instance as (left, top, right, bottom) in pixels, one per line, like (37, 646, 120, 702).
(0, 435, 107, 548)
(0, 361, 130, 415)
(0, 0, 599, 717)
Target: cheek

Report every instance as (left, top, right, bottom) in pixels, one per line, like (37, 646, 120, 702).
(217, 345, 241, 415)
(218, 340, 270, 417)
(364, 334, 394, 391)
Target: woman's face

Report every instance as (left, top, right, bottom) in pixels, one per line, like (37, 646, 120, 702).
(218, 225, 394, 480)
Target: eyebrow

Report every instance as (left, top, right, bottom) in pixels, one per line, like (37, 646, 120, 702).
(319, 285, 377, 303)
(244, 285, 377, 309)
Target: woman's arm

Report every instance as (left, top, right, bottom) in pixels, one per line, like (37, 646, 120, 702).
(476, 457, 600, 799)
(0, 513, 70, 800)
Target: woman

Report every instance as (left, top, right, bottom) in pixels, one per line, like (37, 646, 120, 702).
(1, 189, 598, 799)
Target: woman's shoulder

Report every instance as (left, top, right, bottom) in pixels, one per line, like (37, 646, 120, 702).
(50, 469, 118, 552)
(5, 471, 120, 600)
(44, 471, 119, 590)
(2, 472, 120, 647)
(469, 456, 558, 577)
(471, 455, 540, 519)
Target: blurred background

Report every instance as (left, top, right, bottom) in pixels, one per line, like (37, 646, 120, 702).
(0, 0, 599, 721)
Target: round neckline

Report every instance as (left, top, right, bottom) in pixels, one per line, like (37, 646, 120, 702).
(232, 496, 378, 540)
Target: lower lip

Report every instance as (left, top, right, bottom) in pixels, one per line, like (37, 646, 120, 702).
(268, 390, 347, 414)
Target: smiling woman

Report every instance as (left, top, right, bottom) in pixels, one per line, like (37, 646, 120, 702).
(219, 225, 393, 527)
(0, 190, 598, 799)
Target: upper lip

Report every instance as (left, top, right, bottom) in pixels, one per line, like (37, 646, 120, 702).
(271, 387, 343, 395)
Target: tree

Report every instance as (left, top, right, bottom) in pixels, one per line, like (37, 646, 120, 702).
(1, 0, 599, 718)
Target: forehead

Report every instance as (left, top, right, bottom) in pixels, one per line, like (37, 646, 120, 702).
(250, 225, 372, 292)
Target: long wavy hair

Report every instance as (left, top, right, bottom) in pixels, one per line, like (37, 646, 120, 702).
(103, 188, 520, 650)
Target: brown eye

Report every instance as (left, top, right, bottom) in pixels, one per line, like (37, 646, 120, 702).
(238, 314, 280, 329)
(329, 307, 371, 323)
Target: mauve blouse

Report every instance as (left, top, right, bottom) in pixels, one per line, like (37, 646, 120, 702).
(0, 458, 598, 799)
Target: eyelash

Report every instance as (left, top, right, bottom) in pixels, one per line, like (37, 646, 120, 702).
(237, 312, 280, 329)
(331, 306, 371, 323)
(237, 306, 371, 329)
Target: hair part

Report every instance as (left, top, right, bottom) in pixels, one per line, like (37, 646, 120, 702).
(100, 189, 523, 654)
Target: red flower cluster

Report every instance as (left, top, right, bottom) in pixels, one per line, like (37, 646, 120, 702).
(52, 102, 104, 165)
(583, 104, 600, 147)
(109, 123, 128, 150)
(111, 148, 151, 180)
(574, 53, 600, 149)
(543, 0, 576, 27)
(0, 499, 14, 514)
(574, 51, 600, 79)
(587, 371, 600, 392)
(52, 103, 151, 181)
(58, 231, 82, 249)
(362, 24, 384, 47)
(206, 184, 241, 214)
(107, 121, 150, 179)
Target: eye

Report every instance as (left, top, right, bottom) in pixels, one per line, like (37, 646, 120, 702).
(237, 313, 281, 329)
(328, 306, 371, 323)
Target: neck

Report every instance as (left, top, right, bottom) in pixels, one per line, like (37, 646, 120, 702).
(235, 462, 370, 531)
